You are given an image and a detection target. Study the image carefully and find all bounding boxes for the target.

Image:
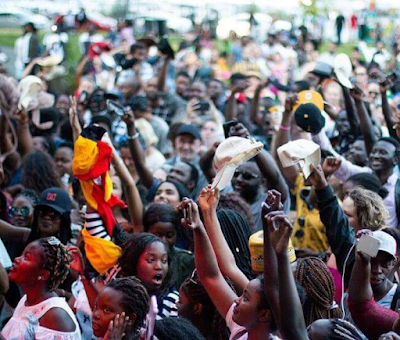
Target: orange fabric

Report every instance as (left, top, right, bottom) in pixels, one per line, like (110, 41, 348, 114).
(73, 136, 126, 236)
(82, 226, 121, 274)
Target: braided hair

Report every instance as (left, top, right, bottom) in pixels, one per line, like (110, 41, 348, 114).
(180, 271, 229, 340)
(295, 257, 342, 325)
(216, 209, 254, 279)
(106, 277, 149, 332)
(36, 237, 72, 291)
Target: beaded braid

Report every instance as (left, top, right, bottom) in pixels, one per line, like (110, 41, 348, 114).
(295, 257, 342, 325)
(37, 238, 72, 292)
(181, 271, 230, 340)
(107, 277, 150, 332)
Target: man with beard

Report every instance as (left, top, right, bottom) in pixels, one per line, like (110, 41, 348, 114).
(324, 137, 400, 229)
(146, 77, 186, 125)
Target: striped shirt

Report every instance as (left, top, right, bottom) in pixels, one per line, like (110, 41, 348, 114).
(85, 212, 111, 240)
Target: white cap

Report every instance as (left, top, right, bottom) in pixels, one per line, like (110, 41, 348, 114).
(17, 75, 42, 110)
(334, 53, 354, 89)
(211, 137, 263, 190)
(277, 139, 321, 179)
(373, 230, 397, 258)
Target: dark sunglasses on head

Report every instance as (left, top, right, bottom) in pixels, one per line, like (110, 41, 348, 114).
(9, 206, 31, 218)
(233, 170, 260, 180)
(37, 208, 62, 220)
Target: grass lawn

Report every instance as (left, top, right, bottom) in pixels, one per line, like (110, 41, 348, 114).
(0, 27, 357, 88)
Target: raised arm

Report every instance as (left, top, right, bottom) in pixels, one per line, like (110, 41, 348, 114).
(249, 81, 268, 127)
(102, 133, 144, 233)
(271, 95, 299, 187)
(350, 86, 377, 156)
(69, 96, 82, 143)
(199, 187, 249, 290)
(0, 262, 9, 297)
(340, 84, 359, 136)
(157, 56, 170, 92)
(380, 78, 397, 139)
(180, 198, 238, 319)
(0, 219, 30, 243)
(348, 250, 373, 303)
(309, 164, 356, 286)
(122, 109, 154, 189)
(268, 211, 308, 340)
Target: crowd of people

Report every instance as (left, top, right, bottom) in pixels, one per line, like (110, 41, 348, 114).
(1, 6, 400, 340)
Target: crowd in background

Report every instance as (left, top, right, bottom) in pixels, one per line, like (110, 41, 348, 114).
(1, 6, 400, 340)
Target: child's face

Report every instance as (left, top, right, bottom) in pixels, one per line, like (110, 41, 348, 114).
(136, 241, 169, 292)
(92, 287, 124, 337)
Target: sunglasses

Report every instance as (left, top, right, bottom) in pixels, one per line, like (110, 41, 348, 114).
(233, 170, 260, 180)
(9, 206, 31, 218)
(37, 208, 62, 220)
(369, 91, 379, 95)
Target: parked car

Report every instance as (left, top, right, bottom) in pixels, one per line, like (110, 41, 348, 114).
(0, 8, 51, 30)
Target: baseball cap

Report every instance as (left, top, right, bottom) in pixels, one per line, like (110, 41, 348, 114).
(277, 139, 321, 179)
(176, 124, 201, 140)
(334, 53, 354, 89)
(36, 188, 72, 214)
(211, 137, 263, 190)
(311, 62, 333, 78)
(294, 90, 325, 134)
(373, 230, 397, 258)
(249, 230, 296, 272)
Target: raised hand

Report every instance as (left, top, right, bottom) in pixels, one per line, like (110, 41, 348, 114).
(265, 212, 293, 256)
(350, 85, 365, 102)
(66, 245, 85, 276)
(104, 313, 131, 340)
(229, 122, 250, 139)
(308, 164, 329, 190)
(198, 185, 219, 213)
(262, 189, 284, 216)
(179, 198, 202, 231)
(322, 157, 342, 177)
(284, 93, 298, 113)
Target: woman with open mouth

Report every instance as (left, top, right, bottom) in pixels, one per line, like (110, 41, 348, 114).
(1, 237, 81, 339)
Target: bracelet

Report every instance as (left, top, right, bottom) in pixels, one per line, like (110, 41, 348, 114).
(279, 125, 291, 131)
(126, 132, 139, 140)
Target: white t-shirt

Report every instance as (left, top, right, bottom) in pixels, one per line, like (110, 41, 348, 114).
(378, 283, 398, 309)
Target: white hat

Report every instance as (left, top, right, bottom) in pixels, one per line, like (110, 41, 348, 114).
(334, 53, 354, 89)
(373, 230, 397, 258)
(17, 75, 42, 110)
(211, 137, 263, 190)
(277, 139, 321, 179)
(36, 55, 63, 68)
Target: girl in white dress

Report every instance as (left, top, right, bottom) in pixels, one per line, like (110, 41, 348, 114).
(2, 237, 81, 340)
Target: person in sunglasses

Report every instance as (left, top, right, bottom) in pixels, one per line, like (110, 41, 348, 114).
(0, 187, 73, 249)
(4, 190, 39, 260)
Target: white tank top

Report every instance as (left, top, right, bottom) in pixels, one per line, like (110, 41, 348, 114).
(1, 294, 81, 340)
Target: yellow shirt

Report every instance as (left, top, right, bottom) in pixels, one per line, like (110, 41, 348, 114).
(291, 174, 329, 252)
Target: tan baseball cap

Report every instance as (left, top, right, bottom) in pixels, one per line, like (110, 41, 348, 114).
(211, 137, 263, 190)
(277, 139, 321, 179)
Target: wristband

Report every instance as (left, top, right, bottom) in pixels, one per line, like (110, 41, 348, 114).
(279, 125, 291, 131)
(126, 132, 139, 140)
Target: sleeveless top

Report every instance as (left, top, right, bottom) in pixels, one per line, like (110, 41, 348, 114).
(1, 295, 81, 340)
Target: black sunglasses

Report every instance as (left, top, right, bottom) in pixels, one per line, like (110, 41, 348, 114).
(9, 206, 31, 218)
(233, 170, 260, 180)
(37, 208, 62, 220)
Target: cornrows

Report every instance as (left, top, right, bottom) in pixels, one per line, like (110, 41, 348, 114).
(295, 257, 342, 325)
(37, 238, 72, 291)
(107, 277, 149, 332)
